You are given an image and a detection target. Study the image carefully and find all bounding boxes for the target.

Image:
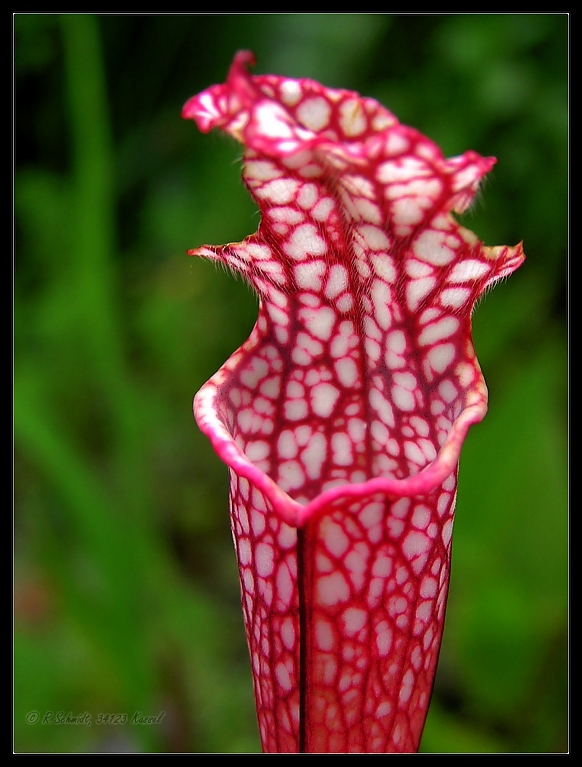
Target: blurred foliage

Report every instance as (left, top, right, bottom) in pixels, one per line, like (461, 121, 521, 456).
(14, 14, 567, 753)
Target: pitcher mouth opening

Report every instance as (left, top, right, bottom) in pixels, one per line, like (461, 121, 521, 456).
(194, 354, 488, 529)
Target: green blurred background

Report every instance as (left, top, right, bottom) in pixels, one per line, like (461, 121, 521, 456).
(14, 14, 567, 753)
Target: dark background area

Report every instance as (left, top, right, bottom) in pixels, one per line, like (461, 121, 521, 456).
(14, 14, 567, 752)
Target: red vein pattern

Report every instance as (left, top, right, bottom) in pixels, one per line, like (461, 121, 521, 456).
(184, 52, 524, 753)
